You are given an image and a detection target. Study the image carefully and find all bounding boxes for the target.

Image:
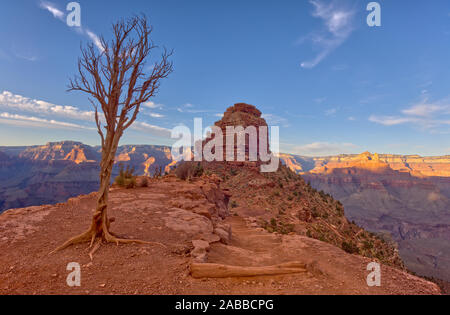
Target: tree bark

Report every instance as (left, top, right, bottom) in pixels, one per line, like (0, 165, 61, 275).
(89, 131, 121, 240)
(51, 15, 172, 257)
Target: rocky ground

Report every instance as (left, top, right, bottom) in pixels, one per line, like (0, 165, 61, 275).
(0, 175, 441, 295)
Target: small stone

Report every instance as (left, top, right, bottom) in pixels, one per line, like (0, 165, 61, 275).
(192, 240, 210, 251)
(99, 284, 106, 288)
(214, 228, 230, 244)
(83, 262, 93, 268)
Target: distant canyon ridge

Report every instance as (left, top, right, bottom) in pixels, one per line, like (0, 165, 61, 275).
(0, 141, 449, 283)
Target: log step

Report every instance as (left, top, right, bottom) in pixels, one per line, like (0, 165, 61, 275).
(190, 261, 307, 279)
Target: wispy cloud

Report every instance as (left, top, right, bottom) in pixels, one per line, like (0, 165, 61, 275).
(15, 54, 38, 62)
(314, 97, 327, 104)
(262, 114, 290, 128)
(85, 29, 104, 52)
(325, 108, 338, 116)
(290, 142, 357, 156)
(0, 91, 95, 122)
(369, 97, 450, 132)
(143, 101, 164, 109)
(0, 112, 92, 130)
(39, 1, 64, 21)
(131, 121, 172, 139)
(11, 46, 38, 62)
(38, 1, 104, 52)
(0, 91, 171, 139)
(148, 112, 165, 118)
(176, 103, 213, 114)
(299, 0, 356, 69)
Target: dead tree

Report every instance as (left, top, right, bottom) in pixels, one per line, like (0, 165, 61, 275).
(51, 15, 173, 257)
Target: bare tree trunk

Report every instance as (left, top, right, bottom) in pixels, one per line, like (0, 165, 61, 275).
(51, 15, 172, 257)
(89, 131, 120, 240)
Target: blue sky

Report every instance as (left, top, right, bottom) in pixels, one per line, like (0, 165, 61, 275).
(1, 0, 450, 156)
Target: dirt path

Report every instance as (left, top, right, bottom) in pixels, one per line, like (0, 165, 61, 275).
(0, 179, 441, 295)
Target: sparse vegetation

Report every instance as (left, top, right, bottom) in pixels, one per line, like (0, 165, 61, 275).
(230, 168, 238, 176)
(342, 241, 359, 254)
(262, 218, 295, 235)
(115, 164, 137, 189)
(175, 162, 204, 180)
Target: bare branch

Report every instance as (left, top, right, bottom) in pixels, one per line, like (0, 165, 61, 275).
(68, 14, 173, 137)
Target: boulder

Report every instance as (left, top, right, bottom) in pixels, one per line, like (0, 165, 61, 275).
(163, 208, 213, 237)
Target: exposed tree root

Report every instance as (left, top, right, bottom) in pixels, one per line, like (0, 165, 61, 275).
(49, 230, 93, 254)
(50, 199, 167, 258)
(49, 226, 167, 258)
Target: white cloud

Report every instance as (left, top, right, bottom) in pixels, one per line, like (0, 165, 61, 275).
(369, 115, 419, 126)
(0, 112, 92, 130)
(13, 52, 38, 62)
(314, 97, 327, 104)
(291, 142, 357, 156)
(85, 29, 104, 52)
(131, 121, 172, 139)
(0, 91, 172, 140)
(325, 108, 337, 116)
(148, 112, 165, 118)
(39, 1, 103, 52)
(369, 97, 450, 131)
(39, 1, 64, 20)
(262, 114, 290, 128)
(176, 103, 212, 114)
(300, 0, 355, 69)
(401, 103, 449, 117)
(143, 101, 164, 109)
(0, 91, 95, 121)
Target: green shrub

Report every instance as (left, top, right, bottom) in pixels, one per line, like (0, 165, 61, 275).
(311, 206, 320, 218)
(270, 218, 277, 227)
(115, 164, 137, 189)
(175, 162, 204, 180)
(342, 241, 359, 254)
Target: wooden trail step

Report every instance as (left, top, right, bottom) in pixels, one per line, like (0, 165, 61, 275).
(190, 261, 307, 279)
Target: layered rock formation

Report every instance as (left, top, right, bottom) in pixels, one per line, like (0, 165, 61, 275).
(283, 152, 450, 178)
(0, 172, 440, 294)
(19, 141, 99, 164)
(0, 143, 178, 213)
(1, 142, 450, 285)
(277, 152, 450, 283)
(203, 103, 270, 164)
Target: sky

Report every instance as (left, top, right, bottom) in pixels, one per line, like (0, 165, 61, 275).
(0, 0, 450, 156)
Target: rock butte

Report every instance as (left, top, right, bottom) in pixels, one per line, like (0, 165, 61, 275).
(0, 104, 449, 292)
(202, 103, 271, 166)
